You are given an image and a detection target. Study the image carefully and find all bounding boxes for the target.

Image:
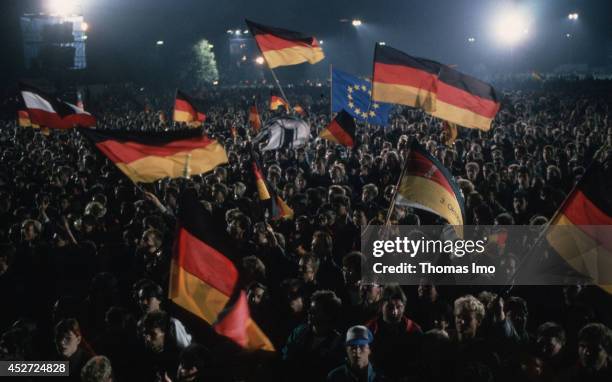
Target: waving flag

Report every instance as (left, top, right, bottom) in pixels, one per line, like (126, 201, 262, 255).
(19, 83, 96, 129)
(80, 128, 227, 183)
(332, 68, 392, 126)
(254, 117, 310, 151)
(245, 19, 324, 69)
(170, 189, 274, 351)
(253, 160, 294, 220)
(372, 45, 500, 131)
(248, 105, 262, 132)
(269, 92, 289, 111)
(395, 140, 465, 226)
(319, 110, 356, 147)
(173, 90, 206, 127)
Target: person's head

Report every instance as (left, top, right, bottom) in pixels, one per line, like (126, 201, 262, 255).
(577, 323, 612, 372)
(241, 255, 266, 284)
(0, 243, 16, 276)
(140, 228, 162, 253)
(536, 322, 566, 360)
(517, 166, 530, 189)
(227, 213, 251, 240)
(360, 283, 383, 305)
(513, 192, 528, 214)
(247, 282, 268, 307)
(139, 311, 171, 353)
(465, 162, 480, 182)
(55, 319, 83, 358)
(298, 254, 320, 283)
(454, 295, 485, 341)
(80, 355, 113, 382)
(381, 285, 407, 324)
(361, 184, 378, 203)
(417, 280, 438, 302)
(505, 296, 528, 332)
(137, 282, 164, 314)
(340, 252, 362, 287)
(21, 219, 41, 242)
(308, 290, 342, 335)
(345, 325, 373, 371)
(177, 344, 212, 382)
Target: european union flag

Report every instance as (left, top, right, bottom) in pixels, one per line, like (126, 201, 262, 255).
(332, 68, 393, 126)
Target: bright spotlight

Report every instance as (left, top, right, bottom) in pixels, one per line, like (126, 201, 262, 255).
(568, 13, 579, 20)
(241, 55, 247, 62)
(468, 37, 476, 43)
(226, 29, 234, 34)
(566, 33, 571, 38)
(235, 29, 242, 36)
(378, 41, 386, 46)
(492, 7, 531, 46)
(156, 40, 164, 45)
(243, 30, 249, 34)
(81, 22, 88, 32)
(255, 56, 265, 65)
(212, 80, 219, 86)
(47, 0, 80, 16)
(352, 19, 362, 27)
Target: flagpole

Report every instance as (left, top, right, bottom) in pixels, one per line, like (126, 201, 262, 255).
(382, 138, 413, 227)
(329, 63, 333, 123)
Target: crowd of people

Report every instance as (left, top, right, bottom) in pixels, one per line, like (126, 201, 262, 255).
(1, 78, 612, 381)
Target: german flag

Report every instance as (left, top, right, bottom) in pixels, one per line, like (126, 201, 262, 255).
(80, 128, 228, 183)
(270, 92, 289, 111)
(253, 160, 293, 220)
(245, 19, 324, 69)
(372, 45, 500, 131)
(545, 162, 612, 291)
(395, 140, 465, 227)
(170, 188, 274, 351)
(173, 90, 206, 127)
(248, 105, 262, 133)
(319, 110, 356, 147)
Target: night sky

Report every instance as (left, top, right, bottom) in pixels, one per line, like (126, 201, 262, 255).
(1, 0, 611, 84)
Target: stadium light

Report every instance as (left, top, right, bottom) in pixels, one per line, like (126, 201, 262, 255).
(226, 29, 234, 34)
(568, 13, 579, 20)
(468, 37, 476, 43)
(47, 0, 80, 16)
(491, 7, 531, 46)
(352, 19, 362, 27)
(156, 40, 164, 45)
(566, 33, 571, 38)
(235, 29, 242, 36)
(255, 56, 265, 65)
(319, 40, 324, 45)
(378, 41, 386, 46)
(241, 55, 247, 61)
(243, 30, 249, 34)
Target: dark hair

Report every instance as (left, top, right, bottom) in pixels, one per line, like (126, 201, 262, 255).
(138, 281, 164, 301)
(537, 322, 566, 345)
(578, 323, 612, 354)
(139, 310, 171, 334)
(55, 318, 82, 340)
(310, 290, 342, 318)
(382, 285, 407, 304)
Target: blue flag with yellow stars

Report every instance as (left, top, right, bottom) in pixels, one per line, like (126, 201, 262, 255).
(332, 68, 393, 126)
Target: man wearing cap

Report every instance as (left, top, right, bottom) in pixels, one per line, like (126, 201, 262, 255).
(327, 325, 382, 382)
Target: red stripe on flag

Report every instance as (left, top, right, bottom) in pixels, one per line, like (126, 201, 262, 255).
(373, 62, 438, 91)
(325, 120, 354, 147)
(213, 291, 250, 347)
(562, 190, 612, 226)
(28, 108, 96, 129)
(406, 151, 455, 196)
(255, 33, 318, 52)
(436, 81, 500, 119)
(175, 98, 197, 115)
(175, 227, 237, 296)
(95, 137, 217, 164)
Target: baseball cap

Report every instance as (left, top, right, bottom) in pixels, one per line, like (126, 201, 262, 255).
(345, 325, 373, 346)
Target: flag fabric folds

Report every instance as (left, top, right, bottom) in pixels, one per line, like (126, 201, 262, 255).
(173, 90, 207, 127)
(395, 140, 465, 226)
(80, 128, 228, 183)
(319, 110, 356, 147)
(245, 19, 324, 69)
(545, 162, 612, 290)
(248, 105, 262, 133)
(253, 160, 294, 220)
(17, 110, 34, 128)
(19, 83, 96, 129)
(372, 45, 500, 131)
(253, 117, 310, 151)
(332, 68, 393, 126)
(170, 188, 274, 351)
(293, 105, 306, 116)
(269, 93, 289, 111)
